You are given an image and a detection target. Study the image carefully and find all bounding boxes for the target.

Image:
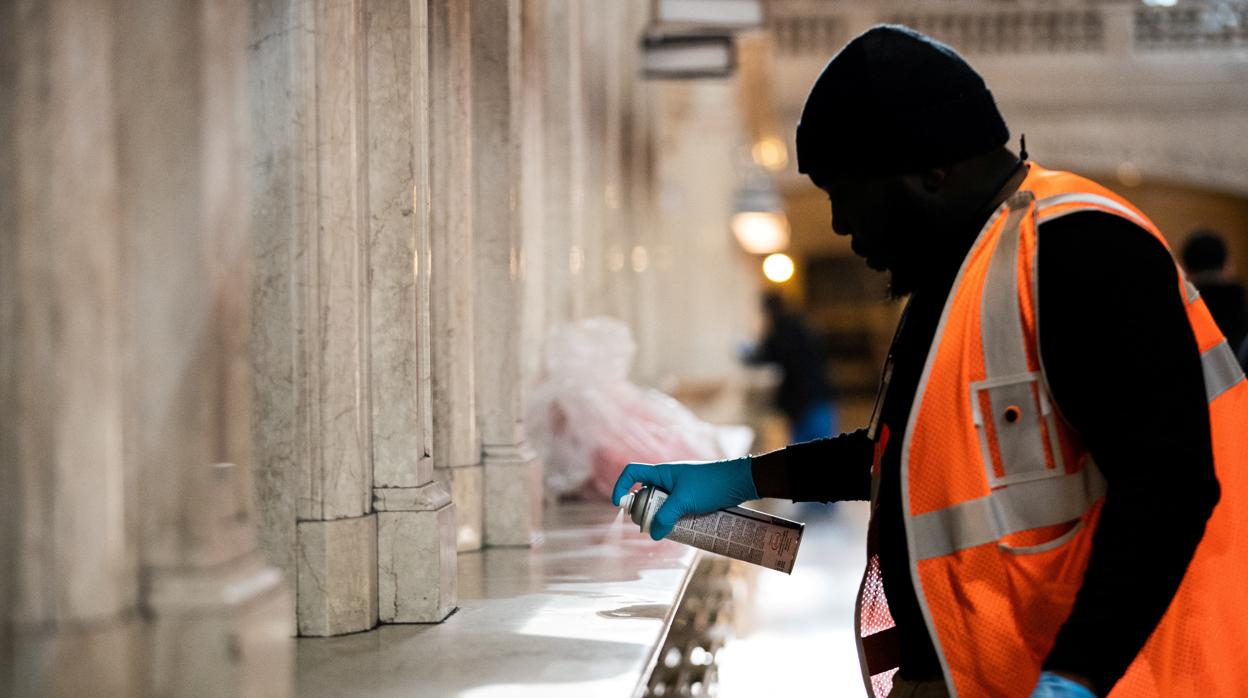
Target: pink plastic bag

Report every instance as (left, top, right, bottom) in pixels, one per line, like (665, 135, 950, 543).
(527, 317, 752, 500)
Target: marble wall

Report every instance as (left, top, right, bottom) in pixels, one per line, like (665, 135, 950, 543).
(249, 0, 457, 635)
(2, 0, 293, 694)
(245, 0, 754, 641)
(3, 3, 758, 696)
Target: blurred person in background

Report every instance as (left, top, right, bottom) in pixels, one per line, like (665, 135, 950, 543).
(1180, 229, 1248, 370)
(741, 292, 838, 444)
(615, 24, 1248, 698)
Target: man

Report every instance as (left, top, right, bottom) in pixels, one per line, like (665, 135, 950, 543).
(613, 25, 1247, 698)
(742, 292, 838, 444)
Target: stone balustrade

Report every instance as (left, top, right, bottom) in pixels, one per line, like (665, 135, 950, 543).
(1135, 2, 1248, 50)
(768, 0, 1248, 56)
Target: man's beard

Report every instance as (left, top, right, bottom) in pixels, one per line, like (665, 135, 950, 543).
(883, 216, 982, 300)
(886, 260, 921, 300)
(873, 191, 932, 300)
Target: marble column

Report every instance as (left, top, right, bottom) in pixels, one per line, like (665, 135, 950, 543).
(366, 0, 457, 621)
(519, 0, 550, 536)
(541, 0, 588, 328)
(1, 3, 139, 692)
(624, 1, 663, 387)
(599, 1, 632, 325)
(429, 0, 485, 552)
(471, 0, 543, 547)
(2, 1, 294, 694)
(250, 0, 378, 637)
(118, 1, 295, 692)
(651, 79, 759, 383)
(578, 3, 609, 316)
(520, 3, 549, 398)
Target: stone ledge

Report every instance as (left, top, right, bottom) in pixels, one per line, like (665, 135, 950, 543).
(295, 503, 697, 697)
(481, 441, 538, 464)
(373, 481, 452, 512)
(147, 553, 286, 614)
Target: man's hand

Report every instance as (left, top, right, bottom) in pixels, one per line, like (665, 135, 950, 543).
(1031, 671, 1097, 698)
(611, 457, 757, 540)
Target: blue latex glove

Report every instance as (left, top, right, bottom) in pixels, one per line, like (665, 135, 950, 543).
(611, 457, 757, 541)
(1031, 671, 1097, 698)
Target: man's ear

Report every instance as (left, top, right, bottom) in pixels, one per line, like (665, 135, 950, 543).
(898, 168, 947, 197)
(918, 168, 946, 193)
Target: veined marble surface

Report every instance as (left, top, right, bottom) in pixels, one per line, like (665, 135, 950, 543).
(296, 502, 695, 697)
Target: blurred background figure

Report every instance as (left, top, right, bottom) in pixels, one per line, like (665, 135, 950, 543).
(1181, 229, 1248, 368)
(742, 292, 838, 444)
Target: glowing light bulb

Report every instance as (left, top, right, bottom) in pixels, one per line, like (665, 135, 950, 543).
(731, 211, 789, 255)
(752, 136, 789, 171)
(763, 253, 795, 283)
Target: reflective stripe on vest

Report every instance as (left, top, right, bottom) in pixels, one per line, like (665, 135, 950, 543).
(981, 191, 1035, 378)
(978, 190, 1068, 489)
(911, 464, 1107, 560)
(1035, 191, 1151, 229)
(906, 189, 1244, 562)
(1203, 339, 1245, 402)
(1041, 193, 1211, 309)
(1036, 192, 1245, 403)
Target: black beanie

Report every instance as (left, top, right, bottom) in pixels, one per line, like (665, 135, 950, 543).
(795, 25, 1009, 179)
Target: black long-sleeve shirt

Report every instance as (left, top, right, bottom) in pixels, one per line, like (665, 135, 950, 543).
(752, 211, 1220, 695)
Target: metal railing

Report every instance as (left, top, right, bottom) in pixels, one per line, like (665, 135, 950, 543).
(637, 556, 741, 698)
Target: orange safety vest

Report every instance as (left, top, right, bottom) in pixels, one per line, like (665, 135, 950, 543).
(855, 164, 1248, 698)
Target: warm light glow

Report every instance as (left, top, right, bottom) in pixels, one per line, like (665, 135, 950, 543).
(752, 137, 788, 171)
(732, 211, 789, 255)
(607, 245, 625, 272)
(763, 253, 794, 283)
(1117, 161, 1143, 187)
(631, 245, 649, 273)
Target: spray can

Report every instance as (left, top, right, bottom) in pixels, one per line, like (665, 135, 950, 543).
(619, 486, 804, 574)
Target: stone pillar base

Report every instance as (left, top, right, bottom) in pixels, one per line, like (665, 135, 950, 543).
(296, 515, 378, 637)
(484, 444, 541, 547)
(436, 464, 484, 552)
(3, 615, 141, 697)
(375, 482, 457, 623)
(146, 553, 293, 697)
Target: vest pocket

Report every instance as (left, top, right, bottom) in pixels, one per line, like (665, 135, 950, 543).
(970, 372, 1064, 489)
(998, 519, 1082, 555)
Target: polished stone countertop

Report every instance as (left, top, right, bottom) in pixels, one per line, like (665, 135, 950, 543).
(296, 502, 697, 697)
